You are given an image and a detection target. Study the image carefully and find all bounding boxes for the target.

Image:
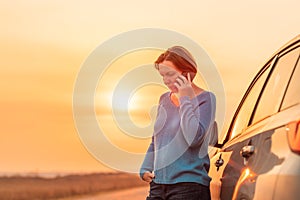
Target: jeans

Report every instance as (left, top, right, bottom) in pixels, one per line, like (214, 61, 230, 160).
(146, 181, 211, 200)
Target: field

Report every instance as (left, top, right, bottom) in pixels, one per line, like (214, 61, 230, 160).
(0, 172, 148, 200)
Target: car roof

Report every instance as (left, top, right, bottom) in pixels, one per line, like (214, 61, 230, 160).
(271, 34, 300, 58)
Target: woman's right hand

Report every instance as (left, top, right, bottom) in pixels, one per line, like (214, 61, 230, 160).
(142, 171, 155, 182)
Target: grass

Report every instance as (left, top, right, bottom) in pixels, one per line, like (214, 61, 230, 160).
(0, 172, 148, 200)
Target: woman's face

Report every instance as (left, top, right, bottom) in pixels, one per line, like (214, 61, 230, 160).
(158, 60, 182, 93)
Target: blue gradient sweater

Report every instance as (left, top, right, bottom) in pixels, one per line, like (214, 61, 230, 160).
(140, 91, 216, 186)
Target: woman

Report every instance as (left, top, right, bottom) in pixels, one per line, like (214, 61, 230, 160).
(140, 46, 216, 200)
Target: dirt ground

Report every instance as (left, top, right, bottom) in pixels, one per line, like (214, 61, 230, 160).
(57, 186, 149, 200)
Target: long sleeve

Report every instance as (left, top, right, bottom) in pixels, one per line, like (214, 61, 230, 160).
(179, 92, 216, 148)
(139, 136, 155, 179)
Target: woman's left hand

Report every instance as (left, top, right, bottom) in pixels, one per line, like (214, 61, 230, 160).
(174, 73, 195, 99)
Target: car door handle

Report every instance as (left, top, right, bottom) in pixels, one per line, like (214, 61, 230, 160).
(215, 154, 224, 171)
(240, 145, 255, 165)
(240, 145, 255, 158)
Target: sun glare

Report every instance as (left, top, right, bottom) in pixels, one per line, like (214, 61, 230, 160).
(94, 49, 165, 153)
(128, 84, 167, 127)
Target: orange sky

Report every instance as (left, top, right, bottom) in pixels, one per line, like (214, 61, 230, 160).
(0, 0, 299, 175)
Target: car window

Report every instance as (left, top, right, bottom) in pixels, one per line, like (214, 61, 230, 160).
(281, 54, 300, 110)
(252, 47, 300, 123)
(229, 64, 272, 139)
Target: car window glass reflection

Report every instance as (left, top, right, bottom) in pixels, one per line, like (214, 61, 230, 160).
(252, 47, 300, 123)
(281, 54, 300, 110)
(230, 66, 271, 139)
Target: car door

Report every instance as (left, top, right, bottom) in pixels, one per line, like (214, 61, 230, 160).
(232, 46, 300, 200)
(210, 45, 300, 200)
(209, 59, 274, 200)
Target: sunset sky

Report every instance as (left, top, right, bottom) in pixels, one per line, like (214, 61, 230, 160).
(1, 0, 299, 175)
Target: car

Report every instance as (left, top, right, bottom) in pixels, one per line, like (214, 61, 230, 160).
(209, 35, 300, 200)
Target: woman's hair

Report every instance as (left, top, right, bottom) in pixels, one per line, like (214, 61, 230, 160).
(154, 46, 197, 80)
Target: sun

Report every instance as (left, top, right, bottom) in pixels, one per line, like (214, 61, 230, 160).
(128, 84, 167, 127)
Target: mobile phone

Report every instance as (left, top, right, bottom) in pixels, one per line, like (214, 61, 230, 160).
(181, 71, 196, 80)
(181, 72, 188, 79)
